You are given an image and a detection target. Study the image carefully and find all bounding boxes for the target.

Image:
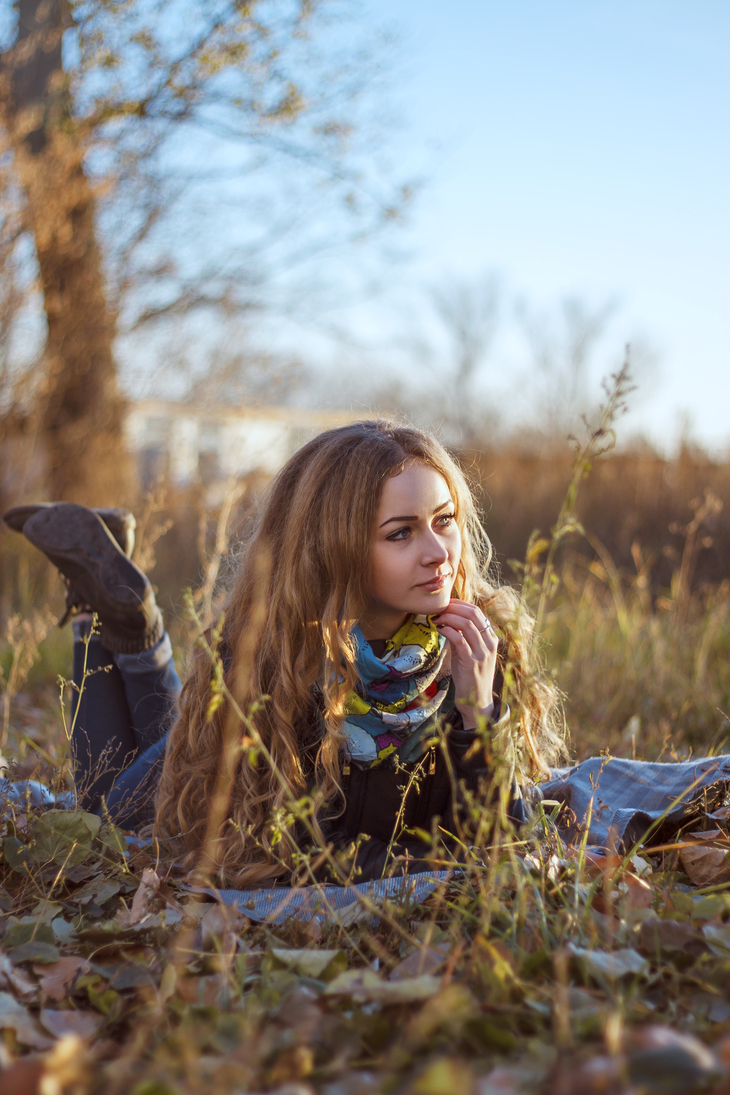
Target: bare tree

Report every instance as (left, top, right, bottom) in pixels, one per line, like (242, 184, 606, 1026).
(430, 273, 501, 427)
(0, 0, 409, 503)
(515, 295, 619, 440)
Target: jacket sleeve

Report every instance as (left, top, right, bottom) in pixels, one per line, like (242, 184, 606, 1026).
(446, 701, 529, 827)
(315, 834, 436, 884)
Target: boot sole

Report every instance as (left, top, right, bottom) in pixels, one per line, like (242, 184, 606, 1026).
(3, 503, 135, 555)
(23, 505, 148, 613)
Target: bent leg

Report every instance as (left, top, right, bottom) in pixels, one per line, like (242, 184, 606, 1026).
(71, 628, 137, 813)
(72, 622, 181, 825)
(102, 733, 170, 829)
(114, 632, 182, 754)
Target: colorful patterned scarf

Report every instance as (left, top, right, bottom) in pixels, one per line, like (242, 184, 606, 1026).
(343, 614, 452, 768)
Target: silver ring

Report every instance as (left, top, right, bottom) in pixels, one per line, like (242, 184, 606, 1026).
(479, 621, 493, 634)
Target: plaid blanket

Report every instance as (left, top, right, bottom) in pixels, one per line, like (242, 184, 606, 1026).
(215, 871, 452, 925)
(215, 756, 730, 922)
(537, 754, 730, 850)
(6, 755, 730, 924)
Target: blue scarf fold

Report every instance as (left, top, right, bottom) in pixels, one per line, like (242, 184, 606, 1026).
(343, 614, 452, 768)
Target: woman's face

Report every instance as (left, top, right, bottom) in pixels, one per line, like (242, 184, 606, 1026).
(360, 461, 462, 640)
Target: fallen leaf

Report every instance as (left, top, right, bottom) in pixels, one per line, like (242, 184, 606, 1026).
(685, 991, 730, 1023)
(544, 1055, 622, 1095)
(639, 918, 702, 953)
(96, 821, 127, 855)
(51, 917, 75, 943)
(29, 810, 101, 867)
(0, 948, 36, 998)
(680, 832, 730, 887)
(477, 1064, 550, 1095)
(579, 851, 655, 911)
(566, 944, 649, 979)
(4, 919, 55, 949)
(713, 1033, 730, 1095)
(35, 956, 91, 1001)
(702, 923, 730, 956)
(389, 944, 448, 982)
(413, 1056, 475, 1095)
(176, 974, 226, 1006)
(270, 948, 346, 981)
(108, 963, 155, 991)
(627, 1025, 725, 1093)
(326, 968, 441, 1003)
(30, 900, 64, 921)
(159, 963, 176, 1003)
(75, 877, 121, 906)
(201, 903, 248, 950)
(40, 1008, 100, 1040)
(117, 867, 160, 926)
(9, 941, 60, 965)
(0, 989, 53, 1049)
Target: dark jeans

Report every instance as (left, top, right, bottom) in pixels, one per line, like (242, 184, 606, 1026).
(71, 631, 181, 828)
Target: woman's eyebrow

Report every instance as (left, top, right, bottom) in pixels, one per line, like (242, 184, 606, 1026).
(379, 499, 454, 529)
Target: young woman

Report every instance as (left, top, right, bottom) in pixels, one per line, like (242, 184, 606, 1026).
(4, 420, 565, 886)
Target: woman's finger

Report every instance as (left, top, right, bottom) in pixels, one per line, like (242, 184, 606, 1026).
(436, 623, 475, 660)
(437, 617, 496, 658)
(436, 613, 496, 654)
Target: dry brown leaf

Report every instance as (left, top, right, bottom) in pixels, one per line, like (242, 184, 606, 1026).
(389, 944, 449, 982)
(639, 918, 702, 952)
(116, 868, 161, 927)
(35, 956, 91, 1001)
(0, 947, 37, 998)
(40, 1008, 100, 1040)
(176, 974, 226, 1006)
(0, 990, 53, 1050)
(579, 850, 654, 912)
(626, 1024, 724, 1091)
(680, 832, 730, 887)
(201, 903, 248, 951)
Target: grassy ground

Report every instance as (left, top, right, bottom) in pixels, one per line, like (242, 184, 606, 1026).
(3, 550, 730, 1095)
(4, 402, 730, 1092)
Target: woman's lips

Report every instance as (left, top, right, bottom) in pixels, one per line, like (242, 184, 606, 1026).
(416, 574, 449, 592)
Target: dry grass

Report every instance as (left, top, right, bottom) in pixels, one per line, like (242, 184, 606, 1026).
(5, 405, 730, 1090)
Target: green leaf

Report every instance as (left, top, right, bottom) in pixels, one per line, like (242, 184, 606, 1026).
(4, 919, 55, 949)
(131, 1082, 180, 1095)
(30, 900, 64, 922)
(3, 835, 29, 872)
(29, 810, 102, 867)
(8, 941, 60, 964)
(463, 1015, 518, 1052)
(96, 822, 128, 856)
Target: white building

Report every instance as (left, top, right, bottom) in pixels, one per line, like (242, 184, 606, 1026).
(125, 400, 366, 489)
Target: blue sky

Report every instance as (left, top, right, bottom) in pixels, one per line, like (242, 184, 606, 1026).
(346, 0, 729, 447)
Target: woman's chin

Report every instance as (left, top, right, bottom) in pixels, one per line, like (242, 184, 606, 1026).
(416, 593, 452, 616)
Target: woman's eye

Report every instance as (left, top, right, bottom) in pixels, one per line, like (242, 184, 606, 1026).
(436, 513, 456, 528)
(386, 526, 411, 541)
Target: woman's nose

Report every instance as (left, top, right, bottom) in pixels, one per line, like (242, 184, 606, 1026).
(421, 530, 449, 565)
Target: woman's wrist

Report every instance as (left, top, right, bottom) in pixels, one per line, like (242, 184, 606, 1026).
(460, 700, 496, 732)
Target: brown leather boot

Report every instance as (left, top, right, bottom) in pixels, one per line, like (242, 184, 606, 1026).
(3, 503, 135, 556)
(19, 504, 162, 654)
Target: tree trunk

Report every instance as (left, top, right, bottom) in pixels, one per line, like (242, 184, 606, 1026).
(0, 0, 132, 505)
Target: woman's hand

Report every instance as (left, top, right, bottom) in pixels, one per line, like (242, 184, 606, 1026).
(434, 598, 499, 730)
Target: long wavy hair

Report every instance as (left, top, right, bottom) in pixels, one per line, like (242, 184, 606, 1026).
(155, 420, 565, 885)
